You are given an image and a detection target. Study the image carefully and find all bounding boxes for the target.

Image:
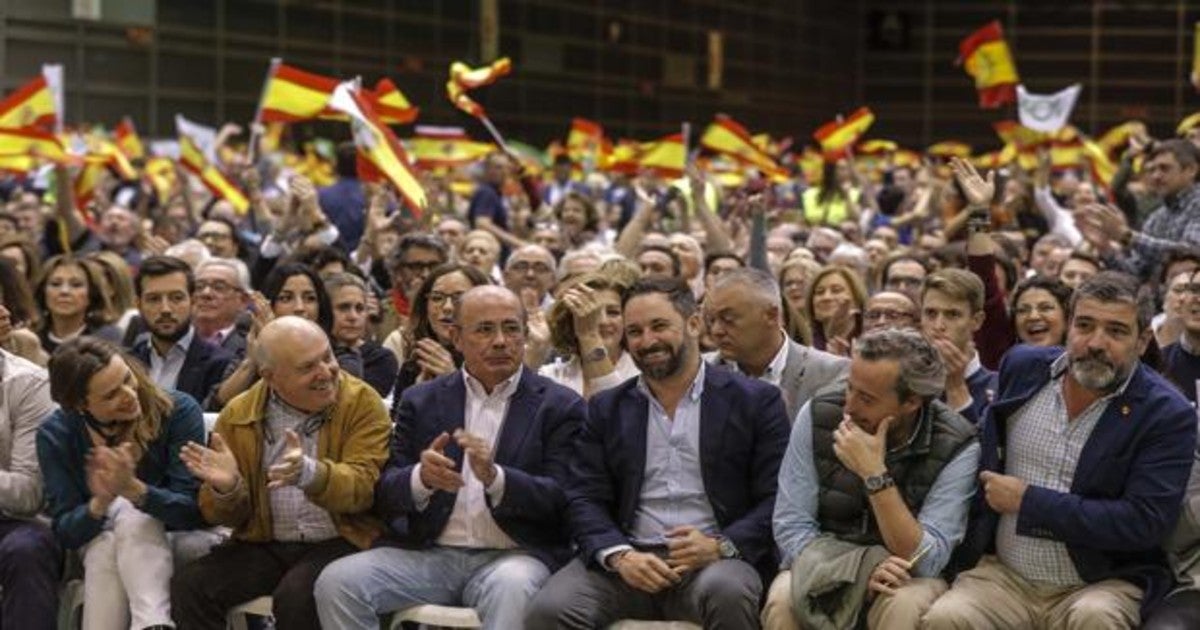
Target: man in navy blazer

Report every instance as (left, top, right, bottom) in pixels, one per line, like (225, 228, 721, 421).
(314, 286, 585, 630)
(926, 272, 1197, 629)
(130, 255, 232, 410)
(527, 277, 790, 630)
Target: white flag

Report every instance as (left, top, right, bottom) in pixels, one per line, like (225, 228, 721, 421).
(41, 64, 63, 133)
(175, 114, 217, 162)
(1017, 84, 1082, 133)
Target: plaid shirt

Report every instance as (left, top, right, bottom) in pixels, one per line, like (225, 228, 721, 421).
(996, 353, 1134, 586)
(263, 393, 338, 543)
(1113, 183, 1200, 279)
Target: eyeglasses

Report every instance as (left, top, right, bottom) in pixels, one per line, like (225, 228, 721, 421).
(864, 308, 915, 322)
(398, 261, 440, 272)
(194, 280, 239, 295)
(508, 261, 553, 274)
(1015, 303, 1059, 317)
(428, 291, 465, 305)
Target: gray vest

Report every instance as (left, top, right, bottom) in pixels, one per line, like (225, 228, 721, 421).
(809, 391, 977, 545)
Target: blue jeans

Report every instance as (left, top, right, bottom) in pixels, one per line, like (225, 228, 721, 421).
(314, 545, 550, 630)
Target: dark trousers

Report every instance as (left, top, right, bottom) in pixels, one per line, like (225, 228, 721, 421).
(525, 557, 763, 630)
(1144, 589, 1200, 630)
(170, 537, 357, 630)
(0, 518, 61, 630)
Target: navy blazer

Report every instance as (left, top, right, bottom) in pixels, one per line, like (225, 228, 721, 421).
(374, 368, 586, 570)
(954, 344, 1196, 617)
(568, 364, 791, 579)
(131, 332, 233, 411)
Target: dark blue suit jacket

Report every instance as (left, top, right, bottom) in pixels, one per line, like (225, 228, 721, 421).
(954, 344, 1196, 617)
(568, 365, 791, 579)
(131, 332, 233, 411)
(374, 369, 586, 570)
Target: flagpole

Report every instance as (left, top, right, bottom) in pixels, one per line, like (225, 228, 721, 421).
(247, 57, 281, 166)
(479, 115, 513, 156)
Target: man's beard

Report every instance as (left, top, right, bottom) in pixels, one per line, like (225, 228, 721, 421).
(1069, 348, 1130, 392)
(634, 339, 689, 380)
(152, 317, 192, 345)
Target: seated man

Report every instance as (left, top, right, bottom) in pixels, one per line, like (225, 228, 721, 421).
(762, 328, 979, 629)
(131, 255, 233, 409)
(0, 347, 60, 630)
(925, 272, 1197, 629)
(920, 268, 996, 423)
(172, 316, 391, 630)
(526, 277, 790, 629)
(313, 286, 586, 628)
(704, 268, 848, 422)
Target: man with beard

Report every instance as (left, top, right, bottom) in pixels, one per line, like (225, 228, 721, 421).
(526, 277, 790, 629)
(131, 256, 233, 409)
(925, 271, 1197, 629)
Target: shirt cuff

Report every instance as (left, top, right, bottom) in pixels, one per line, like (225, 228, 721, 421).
(409, 463, 433, 511)
(598, 544, 634, 572)
(485, 465, 506, 506)
(298, 455, 318, 490)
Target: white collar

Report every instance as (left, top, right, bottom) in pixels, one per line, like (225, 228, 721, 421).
(463, 365, 523, 400)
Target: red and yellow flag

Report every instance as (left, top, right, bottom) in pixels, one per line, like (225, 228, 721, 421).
(1082, 138, 1116, 191)
(927, 141, 972, 159)
(368, 78, 419, 125)
(700, 115, 785, 178)
(958, 21, 1019, 108)
(567, 117, 605, 163)
(0, 126, 69, 162)
(407, 127, 494, 168)
(813, 107, 875, 157)
(328, 82, 426, 215)
(638, 133, 685, 177)
(114, 117, 145, 160)
(856, 139, 898, 155)
(256, 61, 341, 123)
(446, 58, 512, 119)
(144, 157, 178, 202)
(178, 136, 249, 214)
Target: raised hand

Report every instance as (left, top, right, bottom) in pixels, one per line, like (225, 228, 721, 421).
(181, 432, 240, 493)
(419, 432, 463, 492)
(414, 338, 456, 381)
(267, 430, 305, 489)
(949, 157, 995, 208)
(562, 285, 602, 339)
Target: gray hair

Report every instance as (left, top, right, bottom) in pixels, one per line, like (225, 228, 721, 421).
(854, 328, 946, 402)
(1070, 270, 1153, 334)
(557, 249, 601, 280)
(505, 244, 558, 274)
(712, 267, 781, 310)
(195, 257, 251, 291)
(323, 272, 367, 297)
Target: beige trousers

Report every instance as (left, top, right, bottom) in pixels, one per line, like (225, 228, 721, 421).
(922, 555, 1142, 630)
(761, 569, 948, 630)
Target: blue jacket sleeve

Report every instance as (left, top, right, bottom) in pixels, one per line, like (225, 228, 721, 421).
(139, 394, 206, 530)
(568, 394, 633, 566)
(490, 391, 584, 525)
(36, 418, 104, 550)
(718, 385, 790, 567)
(1017, 401, 1197, 549)
(374, 391, 424, 522)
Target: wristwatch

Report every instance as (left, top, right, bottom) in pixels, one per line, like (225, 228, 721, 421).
(715, 536, 741, 559)
(582, 346, 608, 364)
(864, 471, 895, 495)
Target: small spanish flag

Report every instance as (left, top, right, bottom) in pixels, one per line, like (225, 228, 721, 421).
(368, 78, 419, 125)
(927, 141, 973, 159)
(407, 126, 494, 168)
(856, 139, 898, 155)
(1096, 121, 1145, 156)
(328, 81, 426, 216)
(178, 136, 249, 215)
(114, 117, 145, 160)
(0, 126, 69, 162)
(813, 107, 875, 157)
(567, 117, 605, 164)
(958, 21, 1019, 108)
(700, 115, 786, 178)
(0, 65, 61, 130)
(446, 58, 512, 119)
(256, 60, 341, 124)
(637, 133, 685, 177)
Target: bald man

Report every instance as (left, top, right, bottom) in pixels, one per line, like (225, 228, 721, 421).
(173, 316, 391, 630)
(315, 287, 586, 629)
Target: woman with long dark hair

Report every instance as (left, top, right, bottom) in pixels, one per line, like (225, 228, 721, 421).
(34, 256, 121, 355)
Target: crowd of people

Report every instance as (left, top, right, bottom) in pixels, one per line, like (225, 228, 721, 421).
(2, 106, 1200, 630)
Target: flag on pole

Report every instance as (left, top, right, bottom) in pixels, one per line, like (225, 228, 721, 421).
(178, 136, 249, 214)
(175, 115, 218, 163)
(327, 81, 426, 215)
(958, 20, 1020, 108)
(446, 58, 512, 119)
(114, 117, 145, 160)
(406, 126, 494, 168)
(700, 115, 786, 177)
(813, 107, 875, 157)
(1017, 83, 1081, 133)
(256, 60, 341, 123)
(368, 78, 419, 125)
(637, 133, 685, 177)
(0, 65, 62, 130)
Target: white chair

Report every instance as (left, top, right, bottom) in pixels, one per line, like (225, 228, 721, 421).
(388, 604, 482, 629)
(607, 622, 702, 630)
(226, 596, 273, 630)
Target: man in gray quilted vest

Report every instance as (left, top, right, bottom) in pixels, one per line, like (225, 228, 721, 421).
(762, 328, 980, 630)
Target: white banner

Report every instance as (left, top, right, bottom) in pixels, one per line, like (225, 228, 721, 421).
(174, 114, 217, 162)
(41, 64, 63, 133)
(1017, 83, 1081, 133)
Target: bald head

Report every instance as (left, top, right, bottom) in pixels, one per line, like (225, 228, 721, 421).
(453, 285, 527, 390)
(254, 315, 329, 372)
(454, 285, 526, 326)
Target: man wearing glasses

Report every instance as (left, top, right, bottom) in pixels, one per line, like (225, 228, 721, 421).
(503, 244, 558, 310)
(881, 255, 929, 302)
(1161, 270, 1200, 406)
(380, 234, 449, 338)
(192, 257, 252, 359)
(863, 292, 920, 334)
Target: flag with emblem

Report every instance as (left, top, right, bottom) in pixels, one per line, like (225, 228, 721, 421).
(178, 136, 249, 215)
(0, 64, 62, 130)
(328, 81, 426, 215)
(958, 20, 1020, 108)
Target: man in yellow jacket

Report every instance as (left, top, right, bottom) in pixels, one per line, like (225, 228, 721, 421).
(172, 316, 391, 630)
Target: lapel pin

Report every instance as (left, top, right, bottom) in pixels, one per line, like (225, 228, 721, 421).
(1121, 404, 1130, 417)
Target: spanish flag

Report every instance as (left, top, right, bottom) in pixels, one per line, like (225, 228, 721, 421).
(0, 126, 69, 162)
(114, 117, 145, 160)
(0, 65, 62, 130)
(958, 21, 1019, 108)
(993, 120, 1047, 149)
(144, 157, 178, 202)
(406, 126, 494, 168)
(327, 81, 426, 215)
(256, 60, 340, 124)
(447, 80, 485, 119)
(600, 139, 641, 175)
(813, 107, 875, 157)
(638, 133, 685, 177)
(856, 139, 898, 155)
(700, 115, 785, 178)
(447, 58, 512, 119)
(1082, 138, 1116, 191)
(178, 136, 249, 215)
(369, 78, 419, 125)
(567, 117, 605, 163)
(927, 141, 972, 159)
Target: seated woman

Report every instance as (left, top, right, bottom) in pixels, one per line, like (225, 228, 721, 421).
(389, 263, 491, 412)
(805, 264, 866, 356)
(323, 272, 397, 397)
(36, 336, 208, 629)
(540, 271, 640, 397)
(1010, 275, 1072, 347)
(34, 255, 121, 355)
